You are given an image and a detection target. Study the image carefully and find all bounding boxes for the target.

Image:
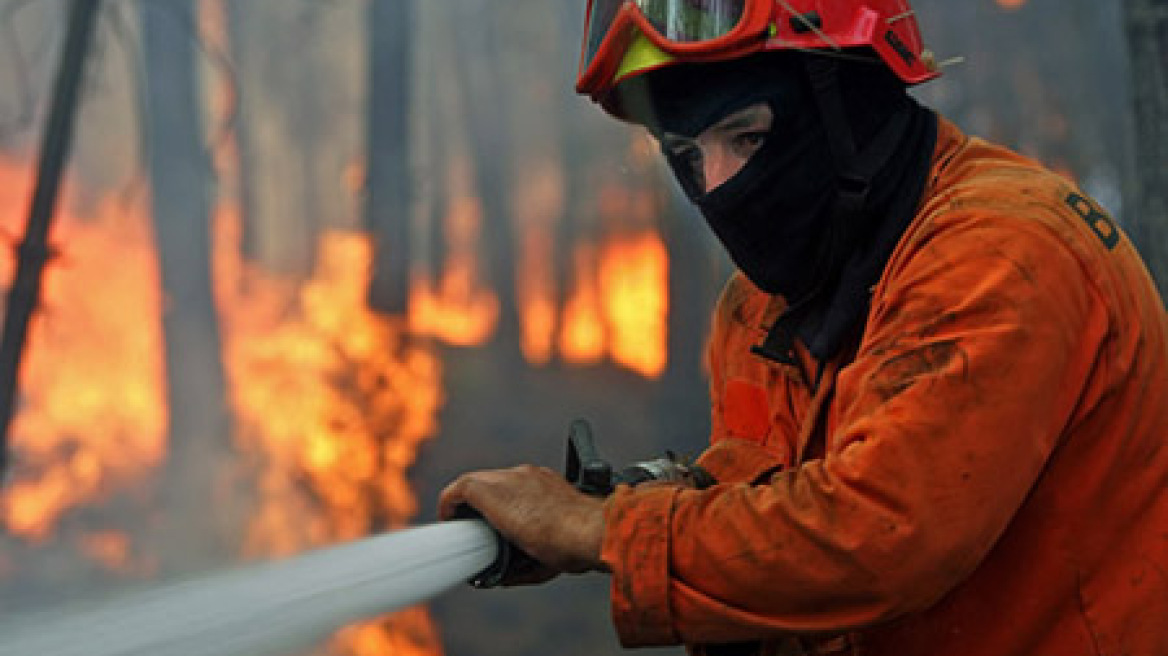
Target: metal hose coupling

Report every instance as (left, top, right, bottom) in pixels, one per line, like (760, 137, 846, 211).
(468, 419, 715, 588)
(464, 519, 517, 588)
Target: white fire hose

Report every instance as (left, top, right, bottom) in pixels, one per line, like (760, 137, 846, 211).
(0, 420, 713, 656)
(0, 520, 499, 656)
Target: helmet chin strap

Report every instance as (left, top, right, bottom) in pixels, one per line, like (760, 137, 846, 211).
(751, 56, 912, 367)
(803, 55, 911, 239)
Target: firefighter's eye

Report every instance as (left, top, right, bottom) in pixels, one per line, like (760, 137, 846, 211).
(733, 131, 768, 157)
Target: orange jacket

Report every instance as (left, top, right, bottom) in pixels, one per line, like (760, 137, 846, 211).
(600, 117, 1168, 656)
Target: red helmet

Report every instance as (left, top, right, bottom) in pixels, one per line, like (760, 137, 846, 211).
(576, 0, 939, 107)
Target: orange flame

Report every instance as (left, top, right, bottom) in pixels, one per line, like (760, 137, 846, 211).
(214, 207, 445, 654)
(557, 231, 669, 378)
(335, 607, 442, 656)
(559, 243, 606, 366)
(514, 165, 563, 366)
(518, 222, 557, 365)
(1, 154, 446, 654)
(598, 232, 668, 378)
(0, 157, 166, 545)
(198, 6, 447, 649)
(409, 195, 499, 347)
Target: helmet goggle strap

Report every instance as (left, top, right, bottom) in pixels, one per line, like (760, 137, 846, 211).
(578, 0, 765, 96)
(803, 55, 910, 216)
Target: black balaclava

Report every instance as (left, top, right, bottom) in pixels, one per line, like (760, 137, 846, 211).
(614, 51, 938, 363)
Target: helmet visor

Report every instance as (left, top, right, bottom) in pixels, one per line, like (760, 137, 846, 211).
(582, 0, 749, 73)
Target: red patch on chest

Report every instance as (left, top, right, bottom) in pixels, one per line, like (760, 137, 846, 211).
(721, 379, 771, 444)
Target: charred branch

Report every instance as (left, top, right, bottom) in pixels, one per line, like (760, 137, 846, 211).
(0, 0, 101, 483)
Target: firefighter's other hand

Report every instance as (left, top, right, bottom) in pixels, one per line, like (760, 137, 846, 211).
(438, 465, 608, 577)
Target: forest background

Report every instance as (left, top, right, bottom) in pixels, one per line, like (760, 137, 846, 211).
(0, 1, 1163, 656)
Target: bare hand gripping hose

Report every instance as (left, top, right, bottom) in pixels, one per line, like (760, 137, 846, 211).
(0, 520, 499, 656)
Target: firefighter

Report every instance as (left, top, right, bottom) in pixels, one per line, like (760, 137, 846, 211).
(440, 1, 1168, 654)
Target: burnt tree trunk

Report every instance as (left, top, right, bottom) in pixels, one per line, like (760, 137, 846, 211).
(1123, 0, 1168, 297)
(0, 0, 100, 480)
(365, 0, 413, 314)
(224, 1, 260, 261)
(141, 0, 235, 569)
(451, 0, 522, 363)
(422, 74, 450, 287)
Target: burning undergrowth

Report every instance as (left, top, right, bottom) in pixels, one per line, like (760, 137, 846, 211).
(0, 156, 445, 655)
